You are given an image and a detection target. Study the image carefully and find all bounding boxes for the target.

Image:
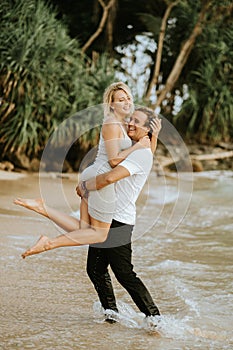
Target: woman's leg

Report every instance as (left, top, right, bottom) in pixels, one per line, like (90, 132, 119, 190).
(21, 217, 111, 259)
(14, 196, 92, 231)
(14, 198, 79, 232)
(80, 198, 91, 229)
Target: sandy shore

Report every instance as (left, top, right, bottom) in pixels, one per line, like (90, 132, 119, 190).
(0, 170, 28, 180)
(0, 169, 80, 181)
(1, 169, 232, 349)
(0, 170, 81, 221)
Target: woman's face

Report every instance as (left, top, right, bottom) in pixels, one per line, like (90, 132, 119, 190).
(111, 89, 132, 118)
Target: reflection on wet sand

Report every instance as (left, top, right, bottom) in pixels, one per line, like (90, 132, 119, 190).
(0, 170, 232, 349)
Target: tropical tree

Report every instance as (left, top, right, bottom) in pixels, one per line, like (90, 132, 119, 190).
(174, 12, 233, 142)
(0, 0, 115, 160)
(81, 0, 116, 54)
(129, 0, 233, 142)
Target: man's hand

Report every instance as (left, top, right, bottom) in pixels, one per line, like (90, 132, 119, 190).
(76, 183, 82, 197)
(150, 117, 162, 137)
(150, 117, 162, 153)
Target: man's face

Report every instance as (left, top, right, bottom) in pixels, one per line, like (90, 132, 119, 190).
(127, 110, 149, 141)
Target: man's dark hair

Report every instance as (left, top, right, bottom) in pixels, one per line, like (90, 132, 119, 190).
(135, 106, 158, 140)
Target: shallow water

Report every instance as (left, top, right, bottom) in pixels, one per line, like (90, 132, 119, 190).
(0, 171, 232, 349)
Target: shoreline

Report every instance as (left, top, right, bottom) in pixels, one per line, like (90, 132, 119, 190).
(1, 168, 233, 182)
(1, 141, 233, 181)
(0, 170, 79, 181)
(1, 143, 233, 175)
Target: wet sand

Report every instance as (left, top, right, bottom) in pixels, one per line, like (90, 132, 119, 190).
(1, 170, 232, 349)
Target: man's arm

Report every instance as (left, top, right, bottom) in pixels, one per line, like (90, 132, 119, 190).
(77, 165, 130, 197)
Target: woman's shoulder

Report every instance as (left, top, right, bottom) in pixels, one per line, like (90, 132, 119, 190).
(103, 117, 121, 129)
(102, 117, 122, 138)
(103, 116, 119, 124)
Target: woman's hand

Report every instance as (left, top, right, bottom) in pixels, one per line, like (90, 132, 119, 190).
(138, 135, 151, 148)
(76, 181, 89, 199)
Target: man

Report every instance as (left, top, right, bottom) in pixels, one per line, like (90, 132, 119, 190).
(77, 107, 162, 329)
(15, 107, 161, 330)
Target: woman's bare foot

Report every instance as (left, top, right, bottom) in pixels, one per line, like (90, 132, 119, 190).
(22, 235, 51, 259)
(13, 198, 48, 217)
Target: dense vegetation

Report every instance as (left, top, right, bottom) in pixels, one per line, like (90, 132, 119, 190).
(0, 0, 115, 160)
(0, 0, 232, 169)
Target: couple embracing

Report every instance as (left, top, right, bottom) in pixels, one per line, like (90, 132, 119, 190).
(14, 82, 162, 329)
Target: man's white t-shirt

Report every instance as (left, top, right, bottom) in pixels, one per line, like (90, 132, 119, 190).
(113, 148, 153, 225)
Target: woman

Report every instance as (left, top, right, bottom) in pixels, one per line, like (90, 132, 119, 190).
(79, 82, 148, 230)
(15, 82, 151, 258)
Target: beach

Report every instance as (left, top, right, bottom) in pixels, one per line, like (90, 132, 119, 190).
(0, 170, 232, 349)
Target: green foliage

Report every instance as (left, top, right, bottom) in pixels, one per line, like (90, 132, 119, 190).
(174, 17, 233, 142)
(1, 0, 232, 158)
(0, 0, 115, 158)
(137, 13, 162, 37)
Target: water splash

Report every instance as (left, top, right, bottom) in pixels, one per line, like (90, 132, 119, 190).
(93, 301, 142, 328)
(93, 300, 184, 335)
(92, 300, 230, 343)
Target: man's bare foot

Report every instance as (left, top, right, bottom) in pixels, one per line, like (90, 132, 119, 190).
(13, 198, 47, 217)
(22, 235, 51, 259)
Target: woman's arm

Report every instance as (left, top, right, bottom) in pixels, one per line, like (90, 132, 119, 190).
(102, 121, 144, 168)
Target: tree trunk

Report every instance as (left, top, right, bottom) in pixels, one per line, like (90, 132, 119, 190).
(106, 0, 118, 53)
(145, 0, 179, 101)
(81, 0, 115, 54)
(151, 1, 211, 109)
(191, 150, 233, 161)
(156, 150, 233, 171)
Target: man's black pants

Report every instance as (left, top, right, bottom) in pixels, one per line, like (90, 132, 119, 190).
(86, 219, 160, 316)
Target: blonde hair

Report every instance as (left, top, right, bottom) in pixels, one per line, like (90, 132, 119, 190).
(103, 82, 134, 117)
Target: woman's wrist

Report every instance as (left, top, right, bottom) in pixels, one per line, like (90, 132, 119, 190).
(134, 142, 142, 149)
(81, 181, 89, 198)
